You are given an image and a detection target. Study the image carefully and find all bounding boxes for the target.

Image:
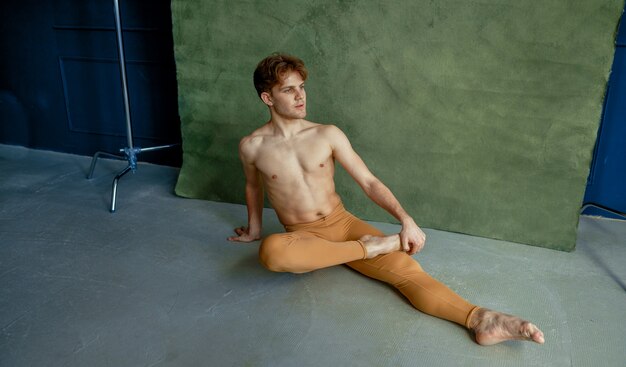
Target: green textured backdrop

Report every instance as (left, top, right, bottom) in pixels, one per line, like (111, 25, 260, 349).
(171, 0, 623, 251)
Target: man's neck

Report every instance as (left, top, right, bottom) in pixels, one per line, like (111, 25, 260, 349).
(268, 115, 307, 138)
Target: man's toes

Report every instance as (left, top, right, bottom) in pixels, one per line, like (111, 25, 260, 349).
(522, 322, 544, 344)
(534, 332, 545, 344)
(530, 327, 545, 344)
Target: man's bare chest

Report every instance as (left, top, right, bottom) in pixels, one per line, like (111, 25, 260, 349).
(254, 140, 333, 180)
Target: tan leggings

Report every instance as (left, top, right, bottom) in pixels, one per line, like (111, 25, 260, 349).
(259, 203, 479, 328)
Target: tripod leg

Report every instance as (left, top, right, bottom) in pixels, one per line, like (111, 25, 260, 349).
(87, 152, 102, 179)
(87, 151, 126, 179)
(110, 165, 133, 213)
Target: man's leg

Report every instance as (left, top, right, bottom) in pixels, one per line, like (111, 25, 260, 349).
(258, 205, 401, 273)
(341, 218, 477, 327)
(258, 209, 544, 345)
(349, 252, 479, 325)
(343, 216, 544, 345)
(259, 231, 367, 273)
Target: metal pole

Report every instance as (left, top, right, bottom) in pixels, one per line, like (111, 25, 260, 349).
(113, 0, 133, 150)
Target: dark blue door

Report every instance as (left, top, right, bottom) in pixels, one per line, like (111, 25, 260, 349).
(583, 15, 626, 219)
(0, 0, 180, 166)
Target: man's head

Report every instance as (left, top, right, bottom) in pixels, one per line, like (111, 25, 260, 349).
(253, 53, 308, 99)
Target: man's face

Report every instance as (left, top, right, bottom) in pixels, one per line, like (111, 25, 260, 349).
(265, 70, 306, 120)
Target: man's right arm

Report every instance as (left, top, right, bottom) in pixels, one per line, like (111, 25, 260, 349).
(227, 137, 263, 242)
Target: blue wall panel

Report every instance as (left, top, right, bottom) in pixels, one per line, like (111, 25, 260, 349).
(583, 15, 626, 219)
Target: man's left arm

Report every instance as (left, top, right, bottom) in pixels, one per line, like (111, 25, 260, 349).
(327, 125, 426, 254)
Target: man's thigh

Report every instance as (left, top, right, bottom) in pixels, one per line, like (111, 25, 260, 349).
(342, 213, 385, 240)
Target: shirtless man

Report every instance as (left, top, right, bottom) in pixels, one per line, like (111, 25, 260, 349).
(228, 53, 545, 346)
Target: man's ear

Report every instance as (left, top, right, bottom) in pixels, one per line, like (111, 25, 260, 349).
(260, 92, 273, 107)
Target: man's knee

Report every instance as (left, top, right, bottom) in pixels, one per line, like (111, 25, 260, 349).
(259, 234, 293, 272)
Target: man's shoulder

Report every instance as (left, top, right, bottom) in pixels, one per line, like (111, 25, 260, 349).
(248, 123, 272, 136)
(315, 124, 349, 142)
(241, 124, 270, 144)
(310, 122, 343, 136)
(239, 133, 262, 152)
(239, 126, 269, 159)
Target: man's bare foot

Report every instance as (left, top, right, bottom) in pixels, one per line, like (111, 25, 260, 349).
(469, 308, 545, 346)
(360, 234, 401, 258)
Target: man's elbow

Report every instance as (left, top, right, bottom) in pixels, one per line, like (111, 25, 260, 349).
(362, 177, 382, 195)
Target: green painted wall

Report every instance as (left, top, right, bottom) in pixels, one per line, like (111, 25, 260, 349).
(171, 0, 623, 251)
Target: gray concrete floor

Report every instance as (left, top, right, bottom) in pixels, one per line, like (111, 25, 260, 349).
(1, 144, 625, 367)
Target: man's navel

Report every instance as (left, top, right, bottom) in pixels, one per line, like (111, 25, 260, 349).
(319, 163, 324, 168)
(271, 174, 278, 180)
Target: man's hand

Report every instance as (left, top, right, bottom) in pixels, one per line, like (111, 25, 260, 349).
(227, 226, 261, 243)
(400, 218, 426, 255)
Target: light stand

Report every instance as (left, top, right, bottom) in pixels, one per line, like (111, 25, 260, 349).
(87, 0, 177, 212)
